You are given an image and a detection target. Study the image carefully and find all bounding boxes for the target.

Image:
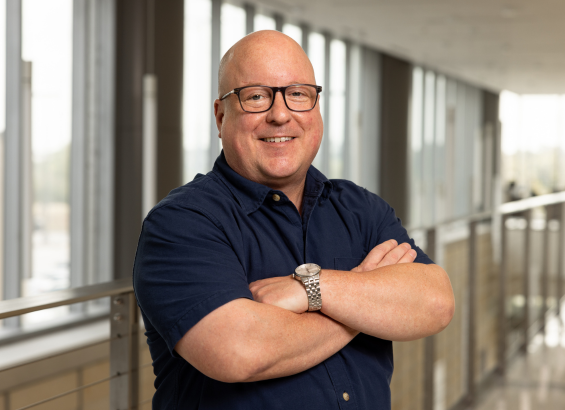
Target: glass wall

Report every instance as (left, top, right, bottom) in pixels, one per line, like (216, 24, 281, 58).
(22, 0, 73, 324)
(220, 3, 245, 56)
(282, 23, 301, 46)
(184, 0, 212, 182)
(410, 67, 424, 227)
(500, 92, 565, 200)
(308, 32, 325, 170)
(254, 14, 275, 31)
(0, 0, 5, 300)
(410, 66, 486, 227)
(328, 39, 346, 179)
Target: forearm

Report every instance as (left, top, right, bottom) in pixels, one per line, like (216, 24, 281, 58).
(320, 263, 454, 341)
(243, 304, 357, 382)
(176, 298, 357, 383)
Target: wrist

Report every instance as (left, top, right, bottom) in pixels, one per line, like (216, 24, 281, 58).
(293, 263, 322, 311)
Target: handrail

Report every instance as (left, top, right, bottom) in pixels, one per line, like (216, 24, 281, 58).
(499, 191, 565, 215)
(407, 190, 565, 233)
(0, 277, 133, 320)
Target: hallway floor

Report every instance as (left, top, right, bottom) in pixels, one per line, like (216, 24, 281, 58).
(470, 312, 565, 410)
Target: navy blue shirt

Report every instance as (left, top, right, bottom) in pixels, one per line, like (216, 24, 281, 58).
(133, 152, 433, 410)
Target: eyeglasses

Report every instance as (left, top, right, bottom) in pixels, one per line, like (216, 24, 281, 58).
(220, 84, 322, 113)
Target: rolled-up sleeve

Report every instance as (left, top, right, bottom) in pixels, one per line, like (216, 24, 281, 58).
(133, 202, 253, 355)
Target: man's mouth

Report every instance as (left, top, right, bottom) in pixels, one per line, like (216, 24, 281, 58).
(261, 137, 295, 143)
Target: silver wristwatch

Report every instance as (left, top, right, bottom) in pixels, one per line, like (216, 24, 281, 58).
(293, 263, 322, 311)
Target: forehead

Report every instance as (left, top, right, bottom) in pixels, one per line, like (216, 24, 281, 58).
(228, 41, 316, 88)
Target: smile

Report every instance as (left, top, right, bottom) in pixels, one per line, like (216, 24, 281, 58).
(261, 137, 295, 143)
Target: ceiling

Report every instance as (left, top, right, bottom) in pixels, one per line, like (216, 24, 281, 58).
(254, 0, 565, 94)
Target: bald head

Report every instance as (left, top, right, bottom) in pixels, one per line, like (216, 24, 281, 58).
(218, 30, 316, 97)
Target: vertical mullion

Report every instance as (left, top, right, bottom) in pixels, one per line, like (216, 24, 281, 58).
(96, 0, 116, 284)
(321, 32, 331, 175)
(274, 13, 283, 32)
(3, 0, 23, 326)
(70, 0, 87, 291)
(300, 24, 309, 55)
(244, 3, 254, 35)
(342, 40, 351, 181)
(209, 0, 221, 167)
(360, 47, 380, 195)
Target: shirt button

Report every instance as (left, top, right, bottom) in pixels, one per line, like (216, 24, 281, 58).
(272, 194, 280, 202)
(343, 392, 350, 401)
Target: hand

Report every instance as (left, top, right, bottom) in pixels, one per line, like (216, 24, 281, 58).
(351, 239, 416, 273)
(249, 275, 309, 313)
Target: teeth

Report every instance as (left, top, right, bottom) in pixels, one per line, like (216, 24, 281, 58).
(263, 137, 294, 143)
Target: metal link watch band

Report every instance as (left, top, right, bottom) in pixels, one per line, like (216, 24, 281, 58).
(302, 276, 322, 311)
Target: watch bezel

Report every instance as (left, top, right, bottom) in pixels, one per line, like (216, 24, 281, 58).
(294, 263, 321, 279)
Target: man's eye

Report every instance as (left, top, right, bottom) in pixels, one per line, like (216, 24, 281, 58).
(250, 94, 264, 100)
(290, 91, 305, 97)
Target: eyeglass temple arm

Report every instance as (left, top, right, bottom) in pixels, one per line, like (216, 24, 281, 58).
(220, 90, 236, 100)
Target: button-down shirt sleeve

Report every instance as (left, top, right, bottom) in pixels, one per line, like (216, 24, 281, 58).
(134, 198, 253, 356)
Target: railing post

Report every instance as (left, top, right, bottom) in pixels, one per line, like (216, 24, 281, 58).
(559, 203, 565, 316)
(541, 206, 551, 332)
(110, 293, 139, 410)
(466, 220, 477, 405)
(522, 209, 532, 352)
(497, 214, 508, 376)
(423, 228, 436, 410)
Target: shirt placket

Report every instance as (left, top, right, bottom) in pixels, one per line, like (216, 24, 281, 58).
(324, 354, 358, 410)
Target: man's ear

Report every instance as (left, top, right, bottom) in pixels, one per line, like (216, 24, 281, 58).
(214, 99, 223, 138)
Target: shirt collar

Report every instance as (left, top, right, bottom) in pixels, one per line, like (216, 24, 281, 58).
(211, 151, 333, 215)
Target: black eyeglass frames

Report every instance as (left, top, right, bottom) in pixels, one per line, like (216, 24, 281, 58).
(220, 84, 322, 113)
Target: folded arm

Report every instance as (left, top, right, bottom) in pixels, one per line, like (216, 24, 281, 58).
(251, 240, 455, 341)
(175, 298, 357, 383)
(175, 240, 453, 383)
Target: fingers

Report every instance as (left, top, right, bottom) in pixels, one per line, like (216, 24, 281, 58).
(353, 239, 398, 272)
(397, 248, 417, 264)
(376, 242, 414, 268)
(353, 240, 417, 272)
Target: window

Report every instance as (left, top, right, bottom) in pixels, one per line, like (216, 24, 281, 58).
(221, 3, 246, 56)
(0, 0, 5, 299)
(328, 39, 346, 179)
(434, 75, 447, 222)
(422, 70, 435, 225)
(184, 0, 212, 182)
(22, 0, 73, 324)
(308, 32, 325, 171)
(410, 67, 424, 227)
(282, 23, 301, 46)
(254, 14, 275, 31)
(500, 92, 565, 198)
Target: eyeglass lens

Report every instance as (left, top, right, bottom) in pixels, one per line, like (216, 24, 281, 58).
(239, 85, 318, 112)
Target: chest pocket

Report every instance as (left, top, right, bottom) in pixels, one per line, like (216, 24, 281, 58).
(334, 257, 364, 271)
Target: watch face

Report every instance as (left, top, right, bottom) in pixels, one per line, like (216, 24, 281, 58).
(295, 263, 321, 277)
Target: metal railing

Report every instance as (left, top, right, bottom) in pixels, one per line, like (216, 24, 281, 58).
(411, 191, 565, 410)
(0, 278, 140, 410)
(0, 192, 564, 410)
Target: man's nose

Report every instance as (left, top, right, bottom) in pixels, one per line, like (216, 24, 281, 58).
(266, 91, 291, 124)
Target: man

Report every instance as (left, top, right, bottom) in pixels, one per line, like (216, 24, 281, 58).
(134, 30, 454, 409)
